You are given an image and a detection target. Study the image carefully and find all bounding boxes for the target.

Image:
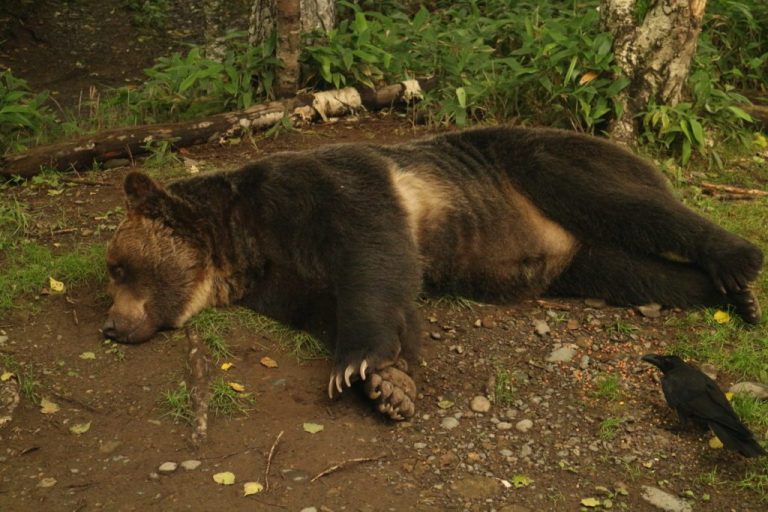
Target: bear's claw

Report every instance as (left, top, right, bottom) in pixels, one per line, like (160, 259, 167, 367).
(328, 360, 371, 399)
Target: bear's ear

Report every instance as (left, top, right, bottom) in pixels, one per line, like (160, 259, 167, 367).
(124, 172, 166, 211)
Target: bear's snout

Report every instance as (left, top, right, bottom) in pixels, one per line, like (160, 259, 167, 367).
(101, 311, 157, 344)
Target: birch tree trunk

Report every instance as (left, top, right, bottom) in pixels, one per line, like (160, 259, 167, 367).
(248, 0, 336, 45)
(276, 0, 301, 98)
(203, 0, 227, 61)
(601, 0, 707, 145)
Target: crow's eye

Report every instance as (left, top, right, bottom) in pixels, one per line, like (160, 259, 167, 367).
(108, 263, 125, 282)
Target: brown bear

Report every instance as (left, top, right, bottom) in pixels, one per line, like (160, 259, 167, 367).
(103, 126, 763, 420)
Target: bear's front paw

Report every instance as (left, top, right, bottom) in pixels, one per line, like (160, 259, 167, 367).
(705, 241, 763, 294)
(728, 288, 762, 325)
(364, 365, 416, 421)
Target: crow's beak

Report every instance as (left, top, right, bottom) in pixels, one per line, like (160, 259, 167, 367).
(641, 354, 664, 368)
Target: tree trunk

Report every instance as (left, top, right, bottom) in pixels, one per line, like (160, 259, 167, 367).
(248, 0, 336, 45)
(601, 0, 707, 145)
(203, 0, 227, 61)
(276, 0, 301, 98)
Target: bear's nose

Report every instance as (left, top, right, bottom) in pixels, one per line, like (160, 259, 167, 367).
(101, 318, 118, 340)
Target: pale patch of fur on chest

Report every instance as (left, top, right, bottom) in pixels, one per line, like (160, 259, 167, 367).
(389, 165, 453, 248)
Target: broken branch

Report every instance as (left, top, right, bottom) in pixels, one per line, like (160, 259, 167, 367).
(264, 430, 284, 491)
(310, 454, 386, 482)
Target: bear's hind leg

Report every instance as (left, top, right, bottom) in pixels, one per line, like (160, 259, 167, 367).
(547, 246, 762, 323)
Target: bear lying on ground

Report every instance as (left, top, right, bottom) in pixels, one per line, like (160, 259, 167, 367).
(103, 126, 763, 420)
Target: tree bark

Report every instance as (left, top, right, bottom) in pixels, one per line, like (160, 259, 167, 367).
(248, 0, 336, 45)
(601, 0, 708, 145)
(276, 0, 302, 98)
(0, 78, 437, 179)
(203, 0, 227, 62)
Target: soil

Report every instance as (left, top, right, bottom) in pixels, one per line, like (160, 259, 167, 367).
(1, 2, 766, 511)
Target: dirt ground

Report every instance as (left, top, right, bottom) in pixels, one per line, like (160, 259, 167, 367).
(1, 1, 767, 511)
(0, 117, 766, 512)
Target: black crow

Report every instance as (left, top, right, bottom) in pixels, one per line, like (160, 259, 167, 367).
(642, 353, 766, 458)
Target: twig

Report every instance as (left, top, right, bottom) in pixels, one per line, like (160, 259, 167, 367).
(264, 430, 284, 491)
(310, 454, 386, 482)
(59, 177, 110, 187)
(186, 329, 211, 448)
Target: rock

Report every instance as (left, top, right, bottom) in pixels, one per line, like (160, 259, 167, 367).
(499, 506, 531, 512)
(533, 319, 550, 336)
(470, 396, 491, 413)
(450, 475, 500, 499)
(584, 298, 606, 308)
(729, 382, 768, 400)
(441, 417, 459, 430)
(516, 419, 533, 433)
(439, 451, 458, 466)
(640, 486, 692, 512)
(158, 462, 178, 473)
(300, 508, 318, 512)
(546, 345, 577, 363)
(575, 336, 592, 349)
(520, 444, 532, 457)
(0, 335, 8, 344)
(496, 422, 513, 430)
(579, 355, 590, 369)
(180, 460, 201, 471)
(481, 315, 496, 328)
(637, 303, 662, 318)
(566, 319, 580, 330)
(430, 332, 442, 340)
(99, 440, 121, 454)
(414, 442, 427, 449)
(282, 468, 311, 482)
(700, 363, 718, 381)
(103, 158, 131, 169)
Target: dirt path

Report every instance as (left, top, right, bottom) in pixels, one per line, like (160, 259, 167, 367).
(0, 118, 764, 511)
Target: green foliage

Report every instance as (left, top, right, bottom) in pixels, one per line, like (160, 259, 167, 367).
(598, 417, 624, 440)
(113, 32, 279, 123)
(594, 373, 621, 401)
(125, 0, 173, 30)
(0, 197, 29, 250)
(0, 70, 55, 154)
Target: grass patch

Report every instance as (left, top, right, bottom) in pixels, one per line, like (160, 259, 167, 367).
(0, 197, 29, 250)
(0, 242, 107, 313)
(161, 382, 193, 423)
(493, 366, 516, 407)
(0, 353, 40, 403)
(594, 373, 622, 401)
(419, 294, 479, 310)
(210, 377, 255, 417)
(738, 461, 768, 502)
(188, 306, 327, 361)
(598, 417, 624, 440)
(732, 394, 768, 432)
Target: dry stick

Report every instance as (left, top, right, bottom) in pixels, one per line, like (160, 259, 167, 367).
(264, 430, 284, 491)
(310, 454, 386, 483)
(186, 329, 211, 447)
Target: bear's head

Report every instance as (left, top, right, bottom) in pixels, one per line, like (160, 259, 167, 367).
(102, 172, 214, 344)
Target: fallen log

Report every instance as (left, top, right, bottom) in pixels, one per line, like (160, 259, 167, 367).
(701, 181, 768, 200)
(1, 77, 437, 179)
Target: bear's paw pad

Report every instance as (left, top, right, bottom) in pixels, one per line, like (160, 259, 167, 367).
(364, 366, 416, 421)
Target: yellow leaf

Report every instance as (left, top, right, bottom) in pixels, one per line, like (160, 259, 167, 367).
(303, 422, 324, 434)
(1, 371, 14, 382)
(220, 362, 234, 371)
(511, 474, 532, 488)
(579, 71, 598, 85)
(713, 310, 731, 324)
(79, 352, 96, 360)
(228, 382, 245, 392)
(69, 421, 91, 435)
(581, 497, 601, 507)
(213, 471, 236, 485)
(437, 399, 454, 409)
(49, 277, 65, 293)
(725, 392, 734, 401)
(40, 398, 60, 414)
(243, 481, 264, 496)
(709, 436, 724, 449)
(260, 356, 278, 368)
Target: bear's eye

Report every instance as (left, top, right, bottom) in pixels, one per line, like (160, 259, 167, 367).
(108, 263, 125, 282)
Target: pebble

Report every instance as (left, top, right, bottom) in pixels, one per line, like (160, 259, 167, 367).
(640, 485, 692, 512)
(515, 419, 533, 433)
(0, 335, 8, 344)
(566, 319, 580, 330)
(441, 417, 459, 430)
(584, 298, 606, 308)
(520, 444, 532, 457)
(533, 319, 550, 337)
(158, 462, 177, 473)
(579, 355, 590, 369)
(575, 336, 592, 349)
(700, 364, 718, 381)
(496, 422, 513, 430)
(180, 460, 201, 471)
(300, 508, 318, 512)
(414, 442, 427, 449)
(470, 395, 491, 413)
(637, 303, 662, 318)
(99, 440, 121, 454)
(546, 345, 577, 363)
(729, 382, 768, 400)
(430, 332, 442, 340)
(481, 315, 496, 328)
